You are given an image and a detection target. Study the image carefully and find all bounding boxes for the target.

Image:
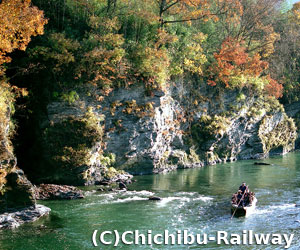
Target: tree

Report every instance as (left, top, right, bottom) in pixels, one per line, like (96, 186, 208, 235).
(203, 0, 282, 59)
(209, 37, 268, 87)
(0, 0, 46, 192)
(270, 1, 300, 103)
(157, 0, 242, 28)
(291, 1, 300, 23)
(235, 0, 282, 58)
(0, 0, 47, 75)
(208, 36, 283, 98)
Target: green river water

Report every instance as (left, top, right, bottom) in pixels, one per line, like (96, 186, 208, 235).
(1, 152, 300, 249)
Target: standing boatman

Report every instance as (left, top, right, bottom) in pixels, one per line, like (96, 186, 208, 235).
(239, 182, 248, 194)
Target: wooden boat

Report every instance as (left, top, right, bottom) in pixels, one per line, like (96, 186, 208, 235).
(231, 197, 257, 217)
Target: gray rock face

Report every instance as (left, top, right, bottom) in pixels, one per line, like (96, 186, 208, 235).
(0, 205, 51, 229)
(102, 86, 184, 174)
(40, 80, 297, 179)
(0, 85, 51, 226)
(0, 93, 37, 213)
(171, 80, 296, 165)
(284, 101, 300, 149)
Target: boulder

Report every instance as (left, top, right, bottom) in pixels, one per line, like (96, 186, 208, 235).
(0, 205, 50, 229)
(254, 162, 271, 166)
(149, 196, 161, 201)
(0, 169, 35, 213)
(34, 184, 84, 200)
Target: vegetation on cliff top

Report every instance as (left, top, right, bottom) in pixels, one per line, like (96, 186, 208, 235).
(7, 0, 295, 100)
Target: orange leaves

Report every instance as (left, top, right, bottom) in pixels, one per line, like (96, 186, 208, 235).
(210, 37, 269, 88)
(264, 76, 283, 99)
(0, 0, 47, 73)
(214, 37, 248, 67)
(155, 29, 178, 49)
(244, 53, 269, 77)
(209, 36, 283, 99)
(207, 80, 217, 87)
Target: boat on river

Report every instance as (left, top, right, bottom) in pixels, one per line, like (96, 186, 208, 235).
(231, 183, 256, 217)
(231, 196, 257, 217)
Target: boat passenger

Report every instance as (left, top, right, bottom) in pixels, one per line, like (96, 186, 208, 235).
(239, 182, 248, 194)
(244, 192, 250, 206)
(232, 193, 238, 204)
(237, 190, 243, 205)
(249, 192, 254, 203)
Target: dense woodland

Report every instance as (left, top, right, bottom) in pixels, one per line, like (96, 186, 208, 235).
(1, 0, 300, 185)
(1, 0, 300, 108)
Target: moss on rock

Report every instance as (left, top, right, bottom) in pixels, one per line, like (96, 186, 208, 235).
(0, 83, 16, 196)
(259, 113, 297, 154)
(0, 169, 35, 213)
(191, 114, 231, 144)
(39, 109, 106, 184)
(43, 109, 103, 170)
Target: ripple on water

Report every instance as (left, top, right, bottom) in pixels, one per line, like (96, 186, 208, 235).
(253, 203, 296, 215)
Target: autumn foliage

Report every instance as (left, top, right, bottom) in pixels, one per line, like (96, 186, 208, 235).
(157, 0, 243, 27)
(78, 17, 128, 95)
(264, 76, 283, 99)
(0, 0, 47, 75)
(0, 0, 290, 101)
(208, 36, 283, 99)
(209, 37, 267, 87)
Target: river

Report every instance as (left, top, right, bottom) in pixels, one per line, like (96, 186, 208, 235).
(1, 152, 300, 249)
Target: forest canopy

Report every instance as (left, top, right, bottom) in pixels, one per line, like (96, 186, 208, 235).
(1, 0, 300, 104)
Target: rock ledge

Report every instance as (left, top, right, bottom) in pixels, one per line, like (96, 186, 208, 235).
(0, 205, 51, 229)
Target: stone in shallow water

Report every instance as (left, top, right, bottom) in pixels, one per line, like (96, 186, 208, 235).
(148, 196, 161, 201)
(0, 205, 51, 229)
(254, 162, 271, 165)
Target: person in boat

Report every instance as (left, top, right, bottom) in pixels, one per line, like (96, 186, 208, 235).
(249, 192, 254, 204)
(239, 182, 248, 194)
(232, 193, 238, 204)
(237, 190, 243, 205)
(243, 192, 250, 206)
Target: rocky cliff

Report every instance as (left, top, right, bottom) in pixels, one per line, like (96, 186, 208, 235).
(284, 101, 300, 149)
(0, 84, 36, 213)
(32, 78, 297, 182)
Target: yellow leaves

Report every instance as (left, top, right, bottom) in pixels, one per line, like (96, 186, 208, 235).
(122, 99, 155, 117)
(0, 0, 47, 69)
(172, 32, 207, 76)
(155, 29, 178, 49)
(291, 2, 300, 23)
(134, 43, 170, 87)
(89, 16, 120, 32)
(79, 17, 128, 94)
